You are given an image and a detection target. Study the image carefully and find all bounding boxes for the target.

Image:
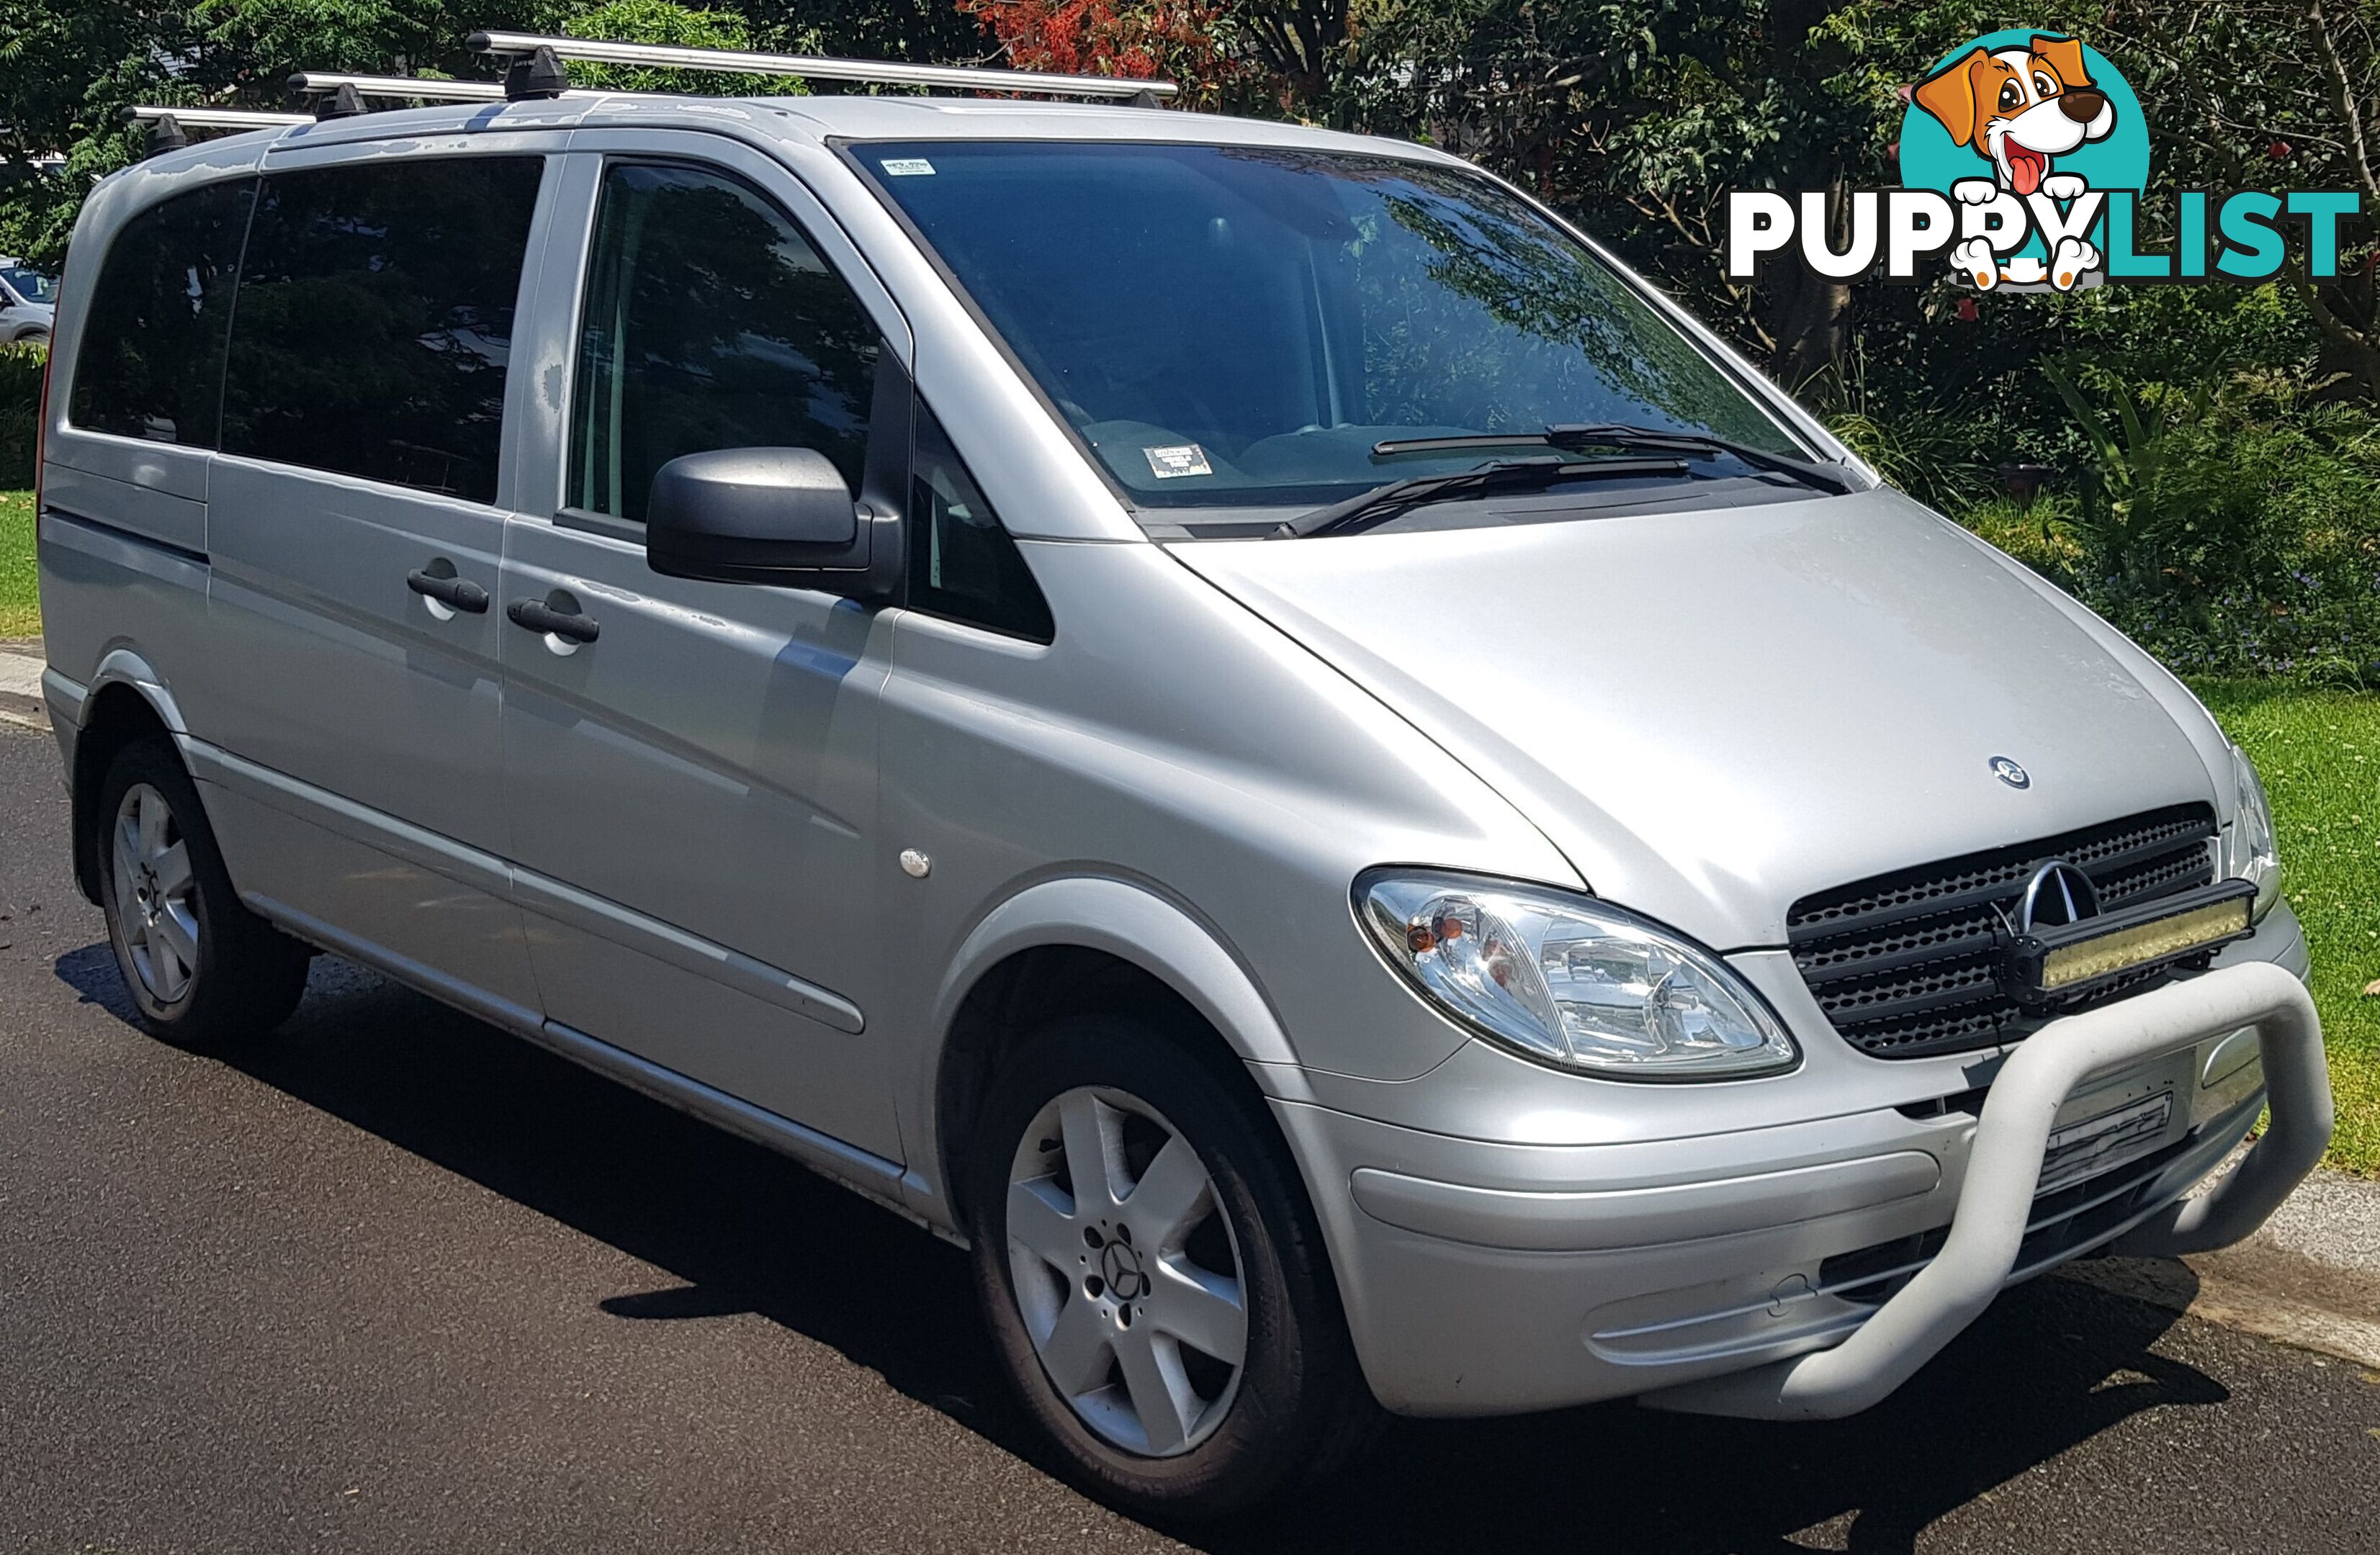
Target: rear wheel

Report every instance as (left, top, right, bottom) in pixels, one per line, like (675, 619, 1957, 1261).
(967, 1015, 1379, 1517)
(96, 738, 310, 1046)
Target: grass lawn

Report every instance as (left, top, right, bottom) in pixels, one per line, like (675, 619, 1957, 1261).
(2192, 680, 2380, 1176)
(0, 488, 33, 637)
(0, 490, 2372, 1168)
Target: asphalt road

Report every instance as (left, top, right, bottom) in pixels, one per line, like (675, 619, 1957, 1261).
(2, 720, 2377, 1554)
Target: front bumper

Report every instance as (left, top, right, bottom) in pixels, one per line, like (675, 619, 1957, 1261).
(1274, 922, 2326, 1419)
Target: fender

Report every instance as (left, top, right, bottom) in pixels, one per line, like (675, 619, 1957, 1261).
(79, 646, 192, 736)
(60, 648, 192, 903)
(933, 875, 1308, 1077)
(909, 874, 1321, 1232)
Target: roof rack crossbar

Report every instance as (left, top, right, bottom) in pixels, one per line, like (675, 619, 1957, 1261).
(288, 72, 512, 102)
(125, 104, 312, 129)
(465, 29, 1177, 101)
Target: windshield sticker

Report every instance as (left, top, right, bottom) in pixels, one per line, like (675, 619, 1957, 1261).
(1143, 444, 1213, 479)
(880, 158, 936, 177)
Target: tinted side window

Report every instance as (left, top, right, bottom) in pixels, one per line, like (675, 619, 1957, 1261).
(221, 158, 544, 504)
(68, 178, 255, 446)
(570, 162, 879, 523)
(909, 405, 1052, 642)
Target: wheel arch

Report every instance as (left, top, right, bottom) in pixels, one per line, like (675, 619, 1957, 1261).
(66, 654, 190, 905)
(926, 877, 1309, 1230)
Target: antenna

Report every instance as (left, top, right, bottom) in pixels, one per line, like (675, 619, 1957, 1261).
(465, 29, 1177, 101)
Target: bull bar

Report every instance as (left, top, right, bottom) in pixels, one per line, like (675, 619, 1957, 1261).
(1643, 960, 2330, 1420)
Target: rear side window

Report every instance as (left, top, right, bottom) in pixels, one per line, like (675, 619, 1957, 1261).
(68, 178, 255, 446)
(221, 157, 544, 504)
(569, 161, 880, 523)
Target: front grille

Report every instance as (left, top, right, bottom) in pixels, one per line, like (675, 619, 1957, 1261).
(1787, 804, 2219, 1059)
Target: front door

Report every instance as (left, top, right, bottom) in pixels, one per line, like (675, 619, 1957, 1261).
(496, 143, 910, 1161)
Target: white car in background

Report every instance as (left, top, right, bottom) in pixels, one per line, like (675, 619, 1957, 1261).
(0, 259, 56, 342)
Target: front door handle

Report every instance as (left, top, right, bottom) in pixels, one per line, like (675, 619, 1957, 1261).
(406, 568, 490, 613)
(507, 596, 601, 644)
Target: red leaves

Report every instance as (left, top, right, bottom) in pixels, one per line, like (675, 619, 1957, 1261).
(959, 0, 1241, 92)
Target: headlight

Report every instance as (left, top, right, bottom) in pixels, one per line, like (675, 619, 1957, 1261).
(2224, 744, 2281, 924)
(1355, 870, 1799, 1081)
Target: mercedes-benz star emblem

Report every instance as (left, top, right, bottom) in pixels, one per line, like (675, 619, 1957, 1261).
(1990, 755, 2031, 789)
(1100, 1240, 1149, 1302)
(2018, 860, 2101, 932)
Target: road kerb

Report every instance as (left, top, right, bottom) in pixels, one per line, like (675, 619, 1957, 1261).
(2057, 1253, 2380, 1369)
(0, 644, 45, 732)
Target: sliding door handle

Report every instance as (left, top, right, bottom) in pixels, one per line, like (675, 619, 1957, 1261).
(406, 568, 490, 613)
(507, 596, 601, 644)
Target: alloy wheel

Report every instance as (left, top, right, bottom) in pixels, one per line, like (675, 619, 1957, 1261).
(112, 781, 199, 1005)
(1005, 1085, 1248, 1457)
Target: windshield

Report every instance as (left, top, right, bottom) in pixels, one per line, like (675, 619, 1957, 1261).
(2, 266, 56, 305)
(857, 140, 1805, 511)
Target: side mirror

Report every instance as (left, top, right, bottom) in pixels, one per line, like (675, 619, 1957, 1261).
(647, 447, 890, 592)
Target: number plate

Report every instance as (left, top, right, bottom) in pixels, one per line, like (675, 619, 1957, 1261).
(2038, 1091, 2174, 1194)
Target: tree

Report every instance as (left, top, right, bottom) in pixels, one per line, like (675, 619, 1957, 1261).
(2098, 0, 2380, 392)
(0, 1, 792, 264)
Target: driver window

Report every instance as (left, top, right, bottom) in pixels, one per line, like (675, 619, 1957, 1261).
(569, 161, 879, 523)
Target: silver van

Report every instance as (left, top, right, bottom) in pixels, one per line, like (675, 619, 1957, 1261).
(37, 71, 2330, 1518)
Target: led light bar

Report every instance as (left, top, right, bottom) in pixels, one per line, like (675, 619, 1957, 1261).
(125, 105, 313, 129)
(466, 29, 1177, 101)
(2006, 878, 2258, 1002)
(289, 72, 510, 102)
(2037, 897, 2252, 992)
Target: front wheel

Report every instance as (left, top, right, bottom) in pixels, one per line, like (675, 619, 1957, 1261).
(967, 1015, 1379, 1518)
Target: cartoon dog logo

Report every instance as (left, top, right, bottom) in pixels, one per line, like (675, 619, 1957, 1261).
(1912, 35, 2116, 291)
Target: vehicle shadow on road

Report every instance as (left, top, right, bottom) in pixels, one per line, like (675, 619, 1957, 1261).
(55, 945, 2231, 1555)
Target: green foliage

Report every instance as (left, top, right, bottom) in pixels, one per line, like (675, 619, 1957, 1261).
(0, 0, 794, 266)
(2192, 677, 2380, 1175)
(531, 1, 797, 94)
(1962, 370, 2380, 687)
(1813, 343, 1989, 510)
(0, 488, 32, 638)
(0, 343, 44, 492)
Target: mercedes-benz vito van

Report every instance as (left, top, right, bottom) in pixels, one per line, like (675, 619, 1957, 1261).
(36, 86, 2329, 1518)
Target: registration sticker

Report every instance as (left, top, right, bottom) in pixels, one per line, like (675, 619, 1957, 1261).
(2038, 1091, 2173, 1193)
(880, 158, 936, 177)
(1144, 443, 1213, 479)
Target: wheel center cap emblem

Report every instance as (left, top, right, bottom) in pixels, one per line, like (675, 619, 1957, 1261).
(1100, 1240, 1148, 1301)
(1990, 755, 2031, 789)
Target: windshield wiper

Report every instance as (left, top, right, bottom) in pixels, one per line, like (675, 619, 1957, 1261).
(1370, 423, 1861, 497)
(1271, 454, 1692, 538)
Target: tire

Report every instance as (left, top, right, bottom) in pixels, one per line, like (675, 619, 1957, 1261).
(966, 1014, 1381, 1518)
(96, 736, 310, 1047)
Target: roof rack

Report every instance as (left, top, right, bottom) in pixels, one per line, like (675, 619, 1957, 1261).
(288, 72, 513, 103)
(125, 103, 313, 158)
(125, 104, 312, 129)
(465, 29, 1177, 102)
